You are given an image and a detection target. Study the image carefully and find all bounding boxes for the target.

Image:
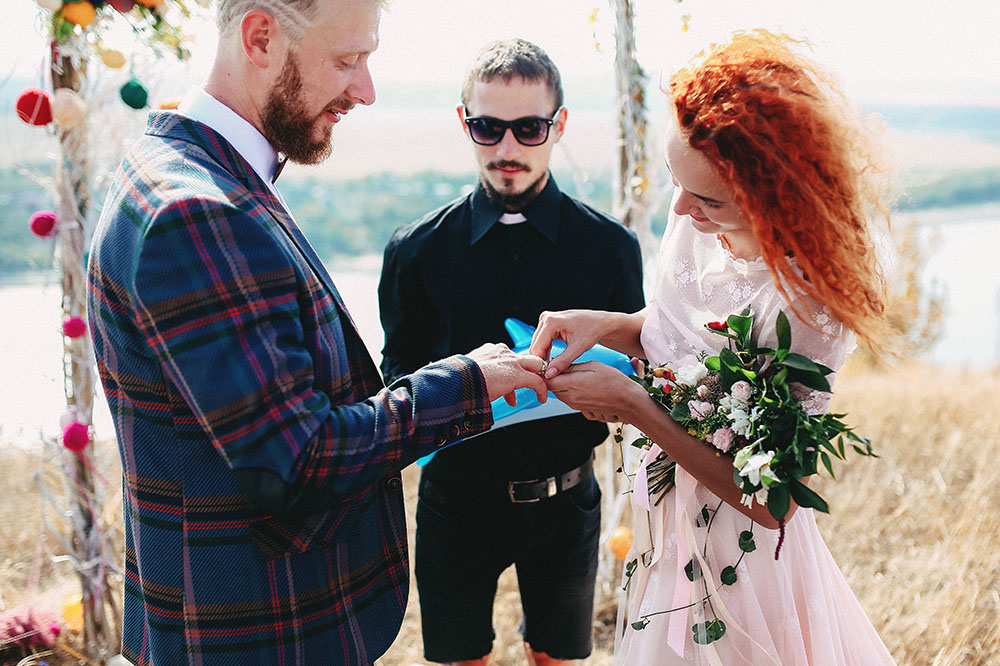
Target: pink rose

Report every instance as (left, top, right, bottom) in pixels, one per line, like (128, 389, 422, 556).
(696, 384, 710, 398)
(689, 401, 715, 421)
(711, 427, 735, 452)
(730, 381, 752, 403)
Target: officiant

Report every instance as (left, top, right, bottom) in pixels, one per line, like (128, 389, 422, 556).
(378, 38, 644, 666)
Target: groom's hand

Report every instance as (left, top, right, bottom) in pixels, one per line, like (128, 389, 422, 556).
(466, 343, 548, 407)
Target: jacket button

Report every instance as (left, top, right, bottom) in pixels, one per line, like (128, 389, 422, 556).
(451, 424, 461, 438)
(437, 435, 447, 447)
(463, 418, 473, 430)
(387, 477, 402, 491)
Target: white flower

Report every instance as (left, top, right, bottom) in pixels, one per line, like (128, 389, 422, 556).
(675, 363, 708, 387)
(739, 487, 770, 509)
(728, 407, 752, 437)
(738, 451, 775, 487)
(696, 384, 710, 398)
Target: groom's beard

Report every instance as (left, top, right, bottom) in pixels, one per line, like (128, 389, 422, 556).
(262, 53, 349, 165)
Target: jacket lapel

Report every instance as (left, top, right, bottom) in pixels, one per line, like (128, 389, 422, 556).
(145, 112, 378, 382)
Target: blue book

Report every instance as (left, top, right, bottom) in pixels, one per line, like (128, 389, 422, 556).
(416, 318, 634, 466)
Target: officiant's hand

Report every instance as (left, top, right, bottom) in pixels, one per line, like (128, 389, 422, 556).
(467, 343, 548, 407)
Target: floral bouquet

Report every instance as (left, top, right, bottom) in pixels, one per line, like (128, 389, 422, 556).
(631, 307, 875, 524)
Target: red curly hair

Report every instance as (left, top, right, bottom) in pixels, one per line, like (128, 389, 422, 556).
(669, 30, 892, 351)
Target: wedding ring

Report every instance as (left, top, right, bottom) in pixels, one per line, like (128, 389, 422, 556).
(538, 359, 548, 377)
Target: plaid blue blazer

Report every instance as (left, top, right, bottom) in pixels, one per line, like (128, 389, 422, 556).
(87, 112, 493, 665)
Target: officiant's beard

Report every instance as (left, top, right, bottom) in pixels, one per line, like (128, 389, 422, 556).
(481, 169, 548, 212)
(262, 53, 342, 165)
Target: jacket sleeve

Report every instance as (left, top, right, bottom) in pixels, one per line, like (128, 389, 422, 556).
(130, 197, 492, 514)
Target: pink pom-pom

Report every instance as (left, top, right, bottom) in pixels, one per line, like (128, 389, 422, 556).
(63, 316, 87, 338)
(29, 210, 58, 237)
(49, 622, 62, 637)
(63, 421, 90, 452)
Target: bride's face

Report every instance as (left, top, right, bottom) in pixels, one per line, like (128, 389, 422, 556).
(665, 121, 747, 237)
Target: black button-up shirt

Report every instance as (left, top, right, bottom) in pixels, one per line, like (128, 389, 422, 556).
(378, 176, 644, 486)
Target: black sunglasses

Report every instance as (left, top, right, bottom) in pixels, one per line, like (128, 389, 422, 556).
(463, 107, 563, 146)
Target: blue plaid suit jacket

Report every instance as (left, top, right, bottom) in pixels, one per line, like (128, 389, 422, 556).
(87, 112, 493, 665)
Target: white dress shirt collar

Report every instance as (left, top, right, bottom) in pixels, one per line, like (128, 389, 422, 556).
(178, 88, 285, 196)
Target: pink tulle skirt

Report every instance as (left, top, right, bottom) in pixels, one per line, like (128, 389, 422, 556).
(616, 465, 896, 665)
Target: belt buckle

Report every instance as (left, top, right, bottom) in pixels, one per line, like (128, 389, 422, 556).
(508, 476, 558, 503)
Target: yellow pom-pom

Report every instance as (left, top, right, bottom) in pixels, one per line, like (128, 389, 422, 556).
(61, 593, 85, 633)
(62, 1, 97, 27)
(158, 97, 182, 110)
(100, 48, 127, 69)
(609, 525, 633, 560)
(136, 0, 165, 6)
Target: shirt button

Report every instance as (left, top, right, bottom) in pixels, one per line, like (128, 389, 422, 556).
(387, 477, 402, 491)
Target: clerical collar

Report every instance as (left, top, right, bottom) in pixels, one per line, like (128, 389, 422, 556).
(498, 213, 527, 225)
(469, 175, 561, 246)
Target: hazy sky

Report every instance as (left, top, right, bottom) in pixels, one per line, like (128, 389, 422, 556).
(5, 0, 1000, 105)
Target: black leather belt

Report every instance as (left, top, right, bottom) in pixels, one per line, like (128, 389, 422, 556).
(507, 456, 594, 503)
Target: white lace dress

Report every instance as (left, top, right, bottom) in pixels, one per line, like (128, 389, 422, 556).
(615, 206, 896, 665)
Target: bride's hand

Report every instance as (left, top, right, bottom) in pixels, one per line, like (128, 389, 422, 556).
(545, 361, 643, 423)
(529, 309, 613, 379)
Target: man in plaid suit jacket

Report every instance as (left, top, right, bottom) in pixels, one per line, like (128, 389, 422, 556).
(87, 1, 546, 664)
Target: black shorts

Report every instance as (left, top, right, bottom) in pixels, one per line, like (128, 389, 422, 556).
(414, 470, 602, 663)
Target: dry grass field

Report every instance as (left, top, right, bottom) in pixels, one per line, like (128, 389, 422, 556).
(2, 360, 998, 665)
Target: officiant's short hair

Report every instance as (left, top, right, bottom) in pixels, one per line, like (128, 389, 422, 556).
(217, 0, 385, 40)
(461, 38, 564, 111)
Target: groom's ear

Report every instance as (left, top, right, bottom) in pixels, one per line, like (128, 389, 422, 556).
(241, 9, 284, 70)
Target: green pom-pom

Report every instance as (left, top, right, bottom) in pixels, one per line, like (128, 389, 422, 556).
(120, 78, 148, 109)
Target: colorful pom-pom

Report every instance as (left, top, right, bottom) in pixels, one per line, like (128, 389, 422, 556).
(29, 211, 58, 237)
(61, 1, 97, 28)
(36, 0, 63, 10)
(109, 0, 136, 10)
(120, 78, 148, 109)
(51, 88, 88, 128)
(16, 88, 53, 126)
(63, 316, 87, 338)
(63, 421, 90, 452)
(100, 48, 127, 69)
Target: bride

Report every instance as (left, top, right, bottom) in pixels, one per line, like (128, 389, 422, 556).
(530, 30, 897, 665)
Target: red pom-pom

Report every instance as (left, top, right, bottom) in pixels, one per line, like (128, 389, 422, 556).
(29, 210, 58, 237)
(16, 88, 53, 126)
(63, 422, 90, 452)
(63, 316, 87, 338)
(109, 0, 137, 12)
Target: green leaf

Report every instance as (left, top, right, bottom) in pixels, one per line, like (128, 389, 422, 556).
(719, 347, 743, 371)
(631, 436, 651, 449)
(738, 530, 757, 553)
(820, 451, 835, 477)
(670, 403, 690, 422)
(720, 566, 737, 585)
(727, 312, 753, 339)
(790, 479, 830, 513)
(704, 355, 721, 372)
(684, 558, 701, 582)
(701, 505, 711, 525)
(693, 619, 727, 644)
(768, 484, 791, 522)
(776, 310, 792, 353)
(631, 618, 650, 630)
